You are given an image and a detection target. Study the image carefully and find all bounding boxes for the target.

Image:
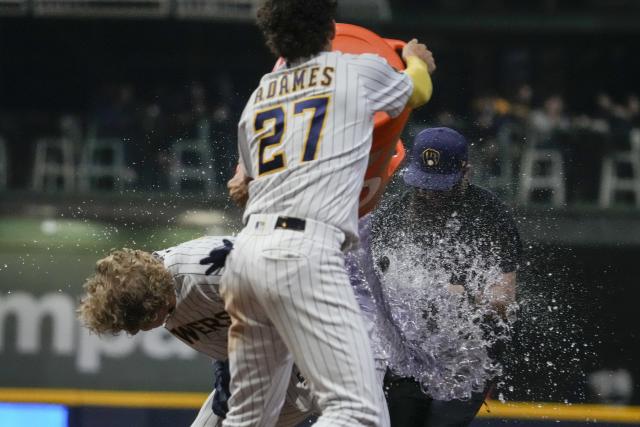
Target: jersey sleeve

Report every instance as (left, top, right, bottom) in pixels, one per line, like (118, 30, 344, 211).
(352, 53, 413, 118)
(237, 105, 253, 178)
(158, 237, 231, 285)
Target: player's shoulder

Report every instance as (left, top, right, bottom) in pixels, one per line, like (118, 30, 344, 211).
(339, 52, 396, 72)
(154, 236, 234, 268)
(156, 236, 231, 291)
(337, 51, 388, 64)
(238, 98, 254, 122)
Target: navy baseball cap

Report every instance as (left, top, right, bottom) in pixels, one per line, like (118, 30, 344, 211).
(403, 127, 468, 191)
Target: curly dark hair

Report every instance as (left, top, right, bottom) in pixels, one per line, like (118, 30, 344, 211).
(257, 0, 337, 61)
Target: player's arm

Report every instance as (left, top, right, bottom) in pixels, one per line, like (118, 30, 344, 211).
(236, 110, 253, 179)
(356, 41, 435, 118)
(228, 113, 254, 208)
(401, 39, 436, 109)
(227, 164, 252, 208)
(486, 204, 522, 317)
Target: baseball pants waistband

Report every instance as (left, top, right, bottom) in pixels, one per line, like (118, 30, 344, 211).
(245, 214, 345, 245)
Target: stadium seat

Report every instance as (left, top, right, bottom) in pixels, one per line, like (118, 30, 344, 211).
(169, 120, 215, 193)
(32, 138, 76, 192)
(518, 147, 566, 206)
(78, 137, 134, 191)
(599, 128, 640, 208)
(0, 137, 7, 190)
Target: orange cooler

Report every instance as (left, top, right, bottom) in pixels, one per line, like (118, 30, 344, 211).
(331, 23, 411, 217)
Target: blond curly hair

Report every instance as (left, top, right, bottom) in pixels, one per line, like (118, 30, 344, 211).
(78, 248, 174, 335)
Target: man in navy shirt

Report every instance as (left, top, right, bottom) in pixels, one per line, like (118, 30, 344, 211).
(348, 127, 522, 427)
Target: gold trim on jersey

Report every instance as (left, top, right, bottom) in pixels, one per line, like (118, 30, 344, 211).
(254, 104, 288, 177)
(294, 94, 332, 163)
(254, 65, 335, 106)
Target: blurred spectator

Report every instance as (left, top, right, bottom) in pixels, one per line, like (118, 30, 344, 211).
(528, 95, 570, 146)
(470, 95, 513, 176)
(510, 84, 533, 126)
(472, 95, 511, 143)
(503, 83, 533, 159)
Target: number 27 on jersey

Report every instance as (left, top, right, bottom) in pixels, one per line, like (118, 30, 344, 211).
(254, 95, 330, 176)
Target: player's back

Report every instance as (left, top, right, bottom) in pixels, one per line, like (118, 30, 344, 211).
(239, 51, 411, 243)
(154, 236, 232, 360)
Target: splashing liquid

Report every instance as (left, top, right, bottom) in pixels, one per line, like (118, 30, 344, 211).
(353, 185, 520, 401)
(369, 235, 515, 401)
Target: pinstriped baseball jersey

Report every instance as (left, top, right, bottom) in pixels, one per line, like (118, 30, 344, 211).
(238, 51, 412, 245)
(154, 236, 232, 361)
(154, 236, 318, 427)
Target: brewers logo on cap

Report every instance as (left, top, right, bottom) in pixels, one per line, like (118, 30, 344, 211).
(404, 127, 468, 190)
(422, 148, 440, 167)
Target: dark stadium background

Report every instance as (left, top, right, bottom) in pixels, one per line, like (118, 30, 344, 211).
(1, 1, 640, 425)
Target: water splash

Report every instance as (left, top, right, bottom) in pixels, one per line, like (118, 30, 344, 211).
(367, 234, 515, 401)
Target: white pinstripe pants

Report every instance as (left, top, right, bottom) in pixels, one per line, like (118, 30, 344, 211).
(220, 214, 384, 427)
(190, 361, 389, 427)
(191, 373, 313, 427)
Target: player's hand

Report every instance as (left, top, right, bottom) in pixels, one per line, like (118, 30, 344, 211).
(227, 165, 252, 208)
(199, 239, 234, 275)
(212, 359, 231, 418)
(402, 38, 436, 74)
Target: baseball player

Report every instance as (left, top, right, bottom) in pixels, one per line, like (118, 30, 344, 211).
(222, 0, 436, 426)
(347, 128, 522, 427)
(77, 236, 317, 427)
